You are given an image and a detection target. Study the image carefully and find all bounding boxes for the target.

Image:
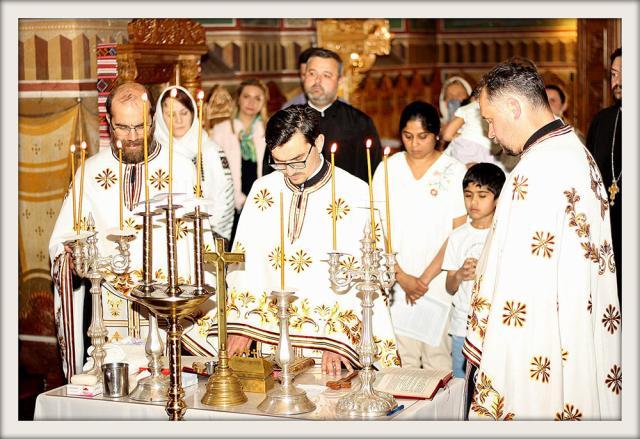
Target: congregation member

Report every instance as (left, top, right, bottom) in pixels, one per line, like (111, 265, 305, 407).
(280, 47, 315, 109)
(49, 82, 211, 380)
(463, 58, 620, 420)
(442, 163, 505, 378)
(586, 47, 622, 304)
(185, 105, 400, 374)
(545, 84, 568, 122)
(372, 101, 466, 371)
(155, 85, 235, 240)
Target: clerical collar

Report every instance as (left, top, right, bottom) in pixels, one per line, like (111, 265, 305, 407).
(523, 119, 564, 152)
(294, 156, 329, 190)
(308, 101, 335, 118)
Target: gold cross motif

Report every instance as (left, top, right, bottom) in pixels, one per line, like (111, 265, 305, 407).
(204, 237, 245, 351)
(609, 181, 619, 206)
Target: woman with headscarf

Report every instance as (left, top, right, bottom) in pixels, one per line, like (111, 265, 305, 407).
(154, 85, 235, 240)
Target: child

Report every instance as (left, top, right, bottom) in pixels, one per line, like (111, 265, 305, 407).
(442, 163, 506, 378)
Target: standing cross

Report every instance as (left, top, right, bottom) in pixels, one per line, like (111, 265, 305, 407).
(203, 237, 244, 353)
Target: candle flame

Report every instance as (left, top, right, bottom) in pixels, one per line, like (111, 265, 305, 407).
(384, 146, 391, 156)
(365, 138, 372, 149)
(197, 90, 204, 100)
(331, 143, 337, 153)
(80, 141, 87, 150)
(141, 92, 148, 102)
(116, 140, 123, 149)
(70, 144, 76, 153)
(170, 88, 178, 98)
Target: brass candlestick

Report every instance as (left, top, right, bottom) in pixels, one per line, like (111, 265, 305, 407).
(131, 201, 214, 420)
(64, 214, 133, 381)
(129, 207, 169, 403)
(201, 237, 248, 407)
(327, 219, 398, 418)
(257, 289, 316, 415)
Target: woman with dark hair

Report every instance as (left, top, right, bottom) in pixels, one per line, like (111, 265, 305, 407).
(154, 85, 235, 240)
(372, 101, 467, 371)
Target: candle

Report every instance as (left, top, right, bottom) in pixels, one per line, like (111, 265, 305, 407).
(280, 191, 285, 290)
(117, 140, 123, 230)
(330, 143, 337, 250)
(69, 144, 77, 231)
(365, 138, 376, 248)
(196, 89, 204, 198)
(141, 92, 150, 206)
(168, 88, 177, 206)
(383, 146, 392, 253)
(77, 141, 87, 234)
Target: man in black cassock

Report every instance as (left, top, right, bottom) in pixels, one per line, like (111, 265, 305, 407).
(264, 48, 382, 183)
(586, 47, 622, 304)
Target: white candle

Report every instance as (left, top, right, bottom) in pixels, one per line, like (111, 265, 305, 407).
(168, 88, 177, 207)
(365, 138, 376, 248)
(116, 140, 123, 230)
(383, 146, 392, 253)
(69, 144, 77, 231)
(196, 89, 204, 198)
(141, 92, 150, 207)
(330, 143, 337, 250)
(77, 141, 87, 234)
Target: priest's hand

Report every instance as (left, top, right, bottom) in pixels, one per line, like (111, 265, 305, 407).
(321, 350, 354, 375)
(227, 334, 252, 357)
(396, 271, 428, 305)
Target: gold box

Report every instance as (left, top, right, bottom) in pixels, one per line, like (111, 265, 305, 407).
(229, 356, 275, 393)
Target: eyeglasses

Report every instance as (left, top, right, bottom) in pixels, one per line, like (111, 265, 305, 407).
(268, 145, 314, 170)
(110, 122, 149, 136)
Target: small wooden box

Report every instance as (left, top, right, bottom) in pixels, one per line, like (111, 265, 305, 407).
(229, 356, 275, 393)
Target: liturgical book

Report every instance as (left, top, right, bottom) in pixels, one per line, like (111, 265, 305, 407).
(373, 367, 453, 400)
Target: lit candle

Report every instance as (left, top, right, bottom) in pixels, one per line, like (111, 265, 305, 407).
(168, 88, 177, 207)
(330, 143, 337, 250)
(196, 89, 204, 198)
(280, 191, 285, 290)
(77, 141, 87, 234)
(69, 144, 77, 231)
(383, 146, 392, 253)
(365, 138, 376, 248)
(141, 92, 150, 206)
(116, 140, 123, 230)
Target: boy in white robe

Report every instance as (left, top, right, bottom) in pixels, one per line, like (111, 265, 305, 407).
(462, 59, 620, 420)
(183, 105, 400, 374)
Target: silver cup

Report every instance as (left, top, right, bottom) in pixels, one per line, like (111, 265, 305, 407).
(102, 362, 129, 398)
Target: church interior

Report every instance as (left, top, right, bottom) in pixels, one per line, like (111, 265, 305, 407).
(17, 17, 621, 420)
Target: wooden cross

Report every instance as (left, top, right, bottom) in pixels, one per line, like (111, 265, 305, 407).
(203, 237, 245, 352)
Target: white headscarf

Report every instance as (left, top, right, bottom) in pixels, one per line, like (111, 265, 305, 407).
(438, 76, 473, 122)
(154, 85, 209, 160)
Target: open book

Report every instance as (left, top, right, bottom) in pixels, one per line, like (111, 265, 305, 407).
(373, 367, 453, 400)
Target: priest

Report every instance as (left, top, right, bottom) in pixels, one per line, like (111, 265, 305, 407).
(49, 82, 214, 380)
(184, 105, 399, 374)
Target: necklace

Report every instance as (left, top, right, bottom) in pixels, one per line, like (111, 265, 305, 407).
(608, 107, 621, 206)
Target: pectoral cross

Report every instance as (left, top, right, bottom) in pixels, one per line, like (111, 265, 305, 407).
(609, 181, 619, 206)
(203, 237, 245, 352)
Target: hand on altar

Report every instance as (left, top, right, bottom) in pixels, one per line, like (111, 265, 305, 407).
(227, 334, 252, 357)
(321, 350, 354, 375)
(396, 271, 428, 305)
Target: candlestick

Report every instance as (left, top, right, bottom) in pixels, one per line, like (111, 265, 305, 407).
(383, 146, 392, 253)
(70, 144, 77, 231)
(280, 191, 285, 290)
(78, 141, 87, 234)
(330, 143, 337, 250)
(168, 88, 177, 207)
(141, 92, 150, 206)
(365, 139, 376, 248)
(117, 140, 123, 230)
(196, 89, 204, 198)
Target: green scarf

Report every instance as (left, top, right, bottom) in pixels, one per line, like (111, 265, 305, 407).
(239, 116, 259, 162)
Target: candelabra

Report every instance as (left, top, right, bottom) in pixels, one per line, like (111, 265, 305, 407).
(63, 213, 133, 380)
(326, 220, 397, 418)
(257, 289, 316, 415)
(129, 207, 169, 403)
(131, 199, 214, 421)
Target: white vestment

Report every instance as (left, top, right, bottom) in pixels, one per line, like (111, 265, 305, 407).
(49, 143, 215, 380)
(463, 125, 621, 420)
(183, 161, 400, 367)
(372, 152, 467, 347)
(154, 85, 235, 240)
